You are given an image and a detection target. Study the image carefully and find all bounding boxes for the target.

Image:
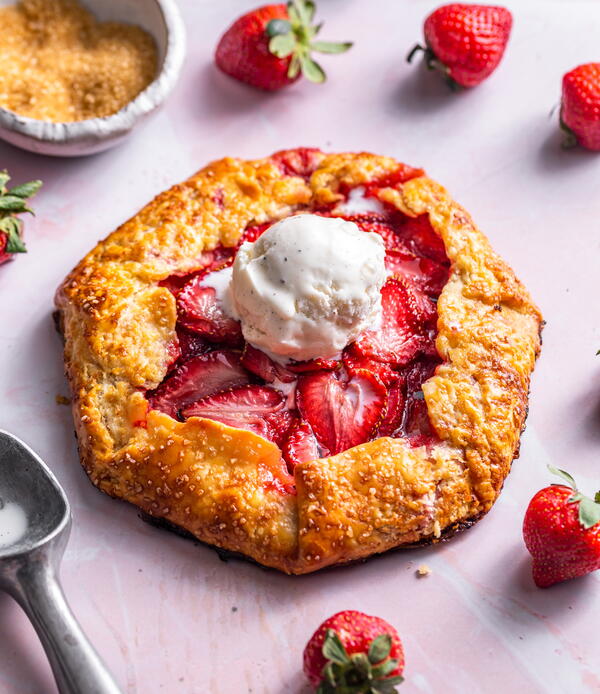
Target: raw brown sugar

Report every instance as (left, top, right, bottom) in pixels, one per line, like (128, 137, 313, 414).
(0, 0, 158, 122)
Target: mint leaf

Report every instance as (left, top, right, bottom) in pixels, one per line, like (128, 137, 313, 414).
(311, 40, 353, 54)
(0, 170, 9, 193)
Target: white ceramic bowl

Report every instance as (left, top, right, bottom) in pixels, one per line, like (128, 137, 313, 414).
(0, 0, 186, 157)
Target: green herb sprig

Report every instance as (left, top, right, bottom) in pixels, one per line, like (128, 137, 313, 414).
(0, 170, 42, 254)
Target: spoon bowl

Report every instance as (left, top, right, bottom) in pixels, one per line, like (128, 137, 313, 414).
(0, 432, 68, 559)
(0, 430, 122, 694)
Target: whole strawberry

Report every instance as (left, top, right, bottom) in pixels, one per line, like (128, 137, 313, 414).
(560, 63, 600, 151)
(303, 610, 404, 692)
(523, 466, 600, 588)
(0, 171, 42, 265)
(215, 0, 352, 91)
(407, 4, 512, 88)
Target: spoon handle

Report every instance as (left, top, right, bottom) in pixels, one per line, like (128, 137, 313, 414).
(11, 562, 123, 694)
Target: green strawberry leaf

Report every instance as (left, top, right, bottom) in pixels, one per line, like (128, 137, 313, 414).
(287, 52, 301, 79)
(0, 216, 26, 253)
(300, 54, 326, 83)
(322, 661, 337, 687)
(269, 33, 296, 58)
(322, 629, 350, 666)
(0, 170, 10, 193)
(309, 21, 323, 38)
(272, 0, 351, 85)
(548, 465, 577, 490)
(578, 496, 600, 530)
(311, 40, 353, 54)
(291, 0, 315, 25)
(351, 651, 372, 677)
(286, 1, 301, 28)
(266, 18, 292, 37)
(368, 634, 392, 664)
(372, 658, 399, 678)
(8, 179, 42, 199)
(372, 675, 405, 693)
(0, 195, 32, 214)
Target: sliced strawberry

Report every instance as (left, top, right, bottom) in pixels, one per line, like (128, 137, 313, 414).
(159, 273, 195, 298)
(159, 248, 235, 298)
(148, 350, 250, 419)
(176, 327, 211, 362)
(283, 419, 321, 468)
(296, 369, 386, 456)
(402, 396, 435, 447)
(287, 357, 340, 374)
(398, 357, 440, 446)
(342, 343, 398, 387)
(241, 343, 295, 383)
(238, 222, 270, 247)
(397, 214, 448, 266)
(353, 277, 432, 367)
(341, 214, 413, 254)
(258, 462, 296, 496)
(378, 378, 406, 438)
(178, 277, 242, 344)
(364, 164, 425, 192)
(265, 408, 296, 446)
(207, 246, 236, 270)
(165, 339, 181, 370)
(0, 233, 9, 265)
(182, 385, 285, 440)
(272, 147, 322, 179)
(384, 250, 448, 295)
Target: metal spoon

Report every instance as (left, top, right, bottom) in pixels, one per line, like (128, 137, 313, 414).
(0, 430, 123, 694)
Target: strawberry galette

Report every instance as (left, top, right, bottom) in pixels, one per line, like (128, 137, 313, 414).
(56, 148, 542, 574)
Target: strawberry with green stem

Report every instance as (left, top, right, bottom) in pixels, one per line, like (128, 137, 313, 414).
(303, 610, 404, 693)
(0, 171, 42, 265)
(523, 466, 600, 588)
(407, 4, 512, 89)
(560, 63, 600, 151)
(215, 0, 352, 91)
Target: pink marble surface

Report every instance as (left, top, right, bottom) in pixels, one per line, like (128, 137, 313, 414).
(1, 1, 600, 692)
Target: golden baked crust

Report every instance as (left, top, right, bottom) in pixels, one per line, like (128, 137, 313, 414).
(55, 149, 542, 574)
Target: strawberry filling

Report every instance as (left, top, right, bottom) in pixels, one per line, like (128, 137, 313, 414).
(147, 176, 449, 492)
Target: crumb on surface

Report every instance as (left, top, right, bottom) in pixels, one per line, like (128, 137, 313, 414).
(416, 564, 431, 577)
(55, 394, 71, 405)
(0, 0, 157, 122)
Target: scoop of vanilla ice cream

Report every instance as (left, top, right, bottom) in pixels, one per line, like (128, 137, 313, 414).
(229, 214, 386, 361)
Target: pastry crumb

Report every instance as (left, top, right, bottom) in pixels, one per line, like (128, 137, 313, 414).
(55, 394, 71, 405)
(416, 564, 431, 577)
